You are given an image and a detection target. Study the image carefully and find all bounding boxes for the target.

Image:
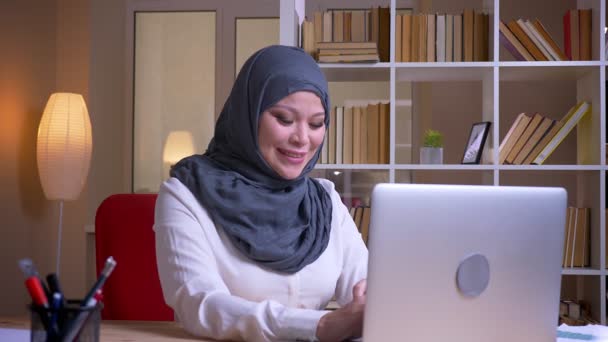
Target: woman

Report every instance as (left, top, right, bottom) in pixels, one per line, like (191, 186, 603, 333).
(154, 45, 368, 342)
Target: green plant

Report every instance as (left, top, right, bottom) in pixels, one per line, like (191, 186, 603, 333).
(423, 129, 443, 148)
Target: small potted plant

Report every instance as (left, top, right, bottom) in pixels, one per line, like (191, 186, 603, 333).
(420, 129, 444, 164)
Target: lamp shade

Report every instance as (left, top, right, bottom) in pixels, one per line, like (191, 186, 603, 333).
(163, 131, 195, 165)
(37, 93, 92, 200)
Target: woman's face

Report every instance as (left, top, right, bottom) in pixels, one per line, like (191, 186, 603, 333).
(258, 91, 326, 180)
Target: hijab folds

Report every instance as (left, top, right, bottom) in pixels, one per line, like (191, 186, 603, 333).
(170, 45, 332, 274)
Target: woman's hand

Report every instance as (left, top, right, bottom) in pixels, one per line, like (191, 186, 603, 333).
(315, 279, 366, 342)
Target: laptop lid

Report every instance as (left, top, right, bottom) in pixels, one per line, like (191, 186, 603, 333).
(363, 183, 567, 342)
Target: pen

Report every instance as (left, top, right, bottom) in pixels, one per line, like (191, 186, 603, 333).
(46, 273, 66, 307)
(81, 256, 116, 307)
(50, 292, 62, 336)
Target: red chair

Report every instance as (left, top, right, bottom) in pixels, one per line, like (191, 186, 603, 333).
(95, 193, 173, 320)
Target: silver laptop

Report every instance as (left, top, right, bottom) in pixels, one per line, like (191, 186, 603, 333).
(363, 183, 567, 342)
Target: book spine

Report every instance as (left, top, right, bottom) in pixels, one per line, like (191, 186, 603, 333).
(533, 103, 589, 164)
(499, 30, 526, 61)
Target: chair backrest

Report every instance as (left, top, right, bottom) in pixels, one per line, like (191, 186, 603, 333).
(95, 193, 173, 321)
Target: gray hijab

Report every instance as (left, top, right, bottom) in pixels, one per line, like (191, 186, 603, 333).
(170, 45, 332, 274)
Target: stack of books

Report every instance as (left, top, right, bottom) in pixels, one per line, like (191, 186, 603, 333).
(316, 42, 379, 63)
(301, 6, 388, 62)
(498, 101, 589, 165)
(499, 18, 568, 61)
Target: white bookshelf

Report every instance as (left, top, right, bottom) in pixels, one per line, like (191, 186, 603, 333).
(281, 0, 608, 323)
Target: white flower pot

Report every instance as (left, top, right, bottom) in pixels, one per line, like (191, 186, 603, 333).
(420, 147, 443, 164)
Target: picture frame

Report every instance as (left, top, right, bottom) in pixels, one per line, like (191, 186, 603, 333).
(461, 121, 492, 164)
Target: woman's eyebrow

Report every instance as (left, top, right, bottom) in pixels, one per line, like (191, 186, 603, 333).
(271, 104, 325, 117)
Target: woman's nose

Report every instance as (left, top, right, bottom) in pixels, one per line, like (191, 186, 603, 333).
(289, 125, 309, 146)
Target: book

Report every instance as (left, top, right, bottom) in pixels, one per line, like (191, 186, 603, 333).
(426, 14, 436, 62)
(512, 116, 554, 164)
(301, 20, 315, 57)
(323, 11, 332, 42)
(411, 14, 420, 62)
(521, 121, 562, 164)
(343, 11, 352, 42)
(313, 11, 323, 43)
(573, 208, 589, 267)
(317, 54, 379, 63)
(419, 14, 427, 62)
(532, 18, 568, 61)
(507, 20, 548, 61)
(436, 14, 446, 62)
(378, 7, 390, 62)
(360, 207, 371, 244)
(335, 106, 343, 164)
(395, 14, 402, 62)
(367, 103, 380, 164)
(473, 12, 485, 61)
(519, 19, 554, 60)
(498, 113, 530, 164)
(402, 14, 412, 62)
(351, 11, 366, 42)
(505, 113, 543, 164)
(343, 107, 353, 164)
(328, 107, 337, 163)
(453, 14, 463, 62)
(563, 9, 579, 60)
(316, 41, 377, 50)
(353, 206, 364, 230)
(321, 126, 328, 164)
(333, 10, 344, 42)
(563, 207, 575, 267)
(379, 102, 390, 164)
(579, 9, 592, 60)
(562, 207, 571, 267)
(401, 14, 412, 62)
(463, 9, 474, 61)
(318, 48, 378, 55)
(532, 101, 590, 165)
(445, 14, 453, 62)
(352, 106, 362, 164)
(359, 105, 368, 164)
(499, 21, 534, 61)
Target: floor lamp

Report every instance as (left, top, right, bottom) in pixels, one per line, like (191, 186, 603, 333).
(37, 92, 92, 276)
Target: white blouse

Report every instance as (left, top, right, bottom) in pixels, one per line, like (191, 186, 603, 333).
(154, 177, 368, 342)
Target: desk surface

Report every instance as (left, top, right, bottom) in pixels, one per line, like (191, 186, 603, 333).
(0, 317, 215, 342)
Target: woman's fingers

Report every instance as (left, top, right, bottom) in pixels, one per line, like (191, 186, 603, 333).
(353, 279, 367, 298)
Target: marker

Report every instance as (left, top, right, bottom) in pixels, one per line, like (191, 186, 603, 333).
(18, 259, 49, 308)
(18, 259, 50, 331)
(81, 256, 116, 307)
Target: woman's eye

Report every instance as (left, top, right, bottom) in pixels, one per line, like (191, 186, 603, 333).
(275, 115, 293, 125)
(309, 122, 324, 129)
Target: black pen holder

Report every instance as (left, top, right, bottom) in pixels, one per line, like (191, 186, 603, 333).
(29, 300, 102, 342)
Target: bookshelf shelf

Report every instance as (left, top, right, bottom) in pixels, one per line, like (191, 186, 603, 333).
(562, 268, 603, 276)
(395, 64, 492, 81)
(499, 64, 600, 81)
(319, 64, 390, 82)
(393, 164, 495, 170)
(315, 164, 392, 170)
(282, 0, 607, 325)
(497, 165, 604, 171)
